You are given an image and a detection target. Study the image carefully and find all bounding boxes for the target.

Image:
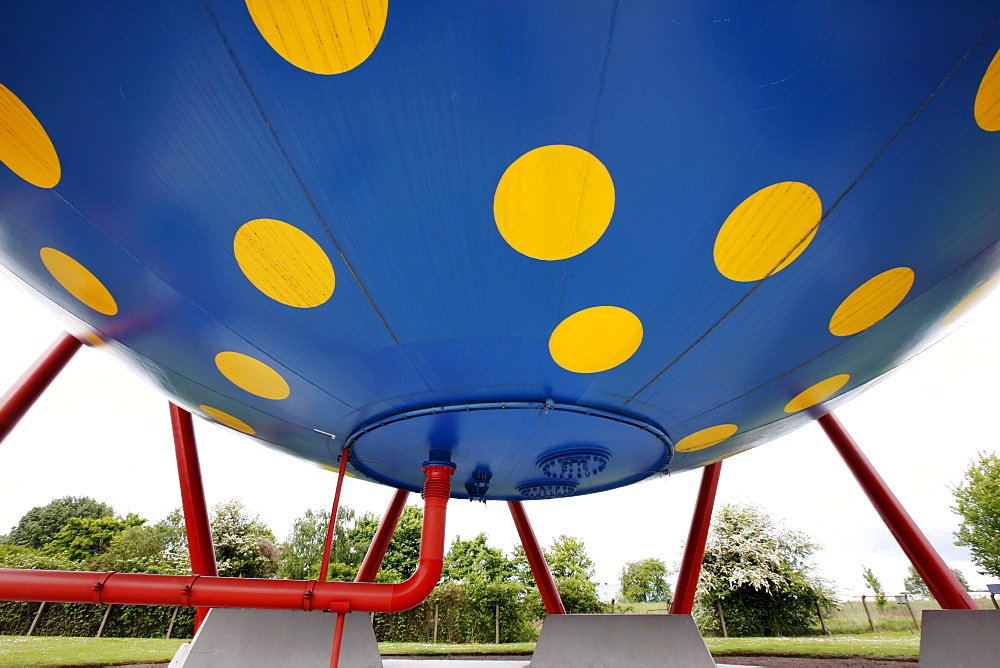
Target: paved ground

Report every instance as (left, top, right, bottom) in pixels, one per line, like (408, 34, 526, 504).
(129, 656, 919, 667)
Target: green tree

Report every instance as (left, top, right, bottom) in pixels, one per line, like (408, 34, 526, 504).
(0, 544, 79, 570)
(278, 506, 356, 580)
(44, 514, 146, 562)
(347, 505, 423, 581)
(952, 451, 1000, 577)
(696, 504, 837, 637)
(210, 500, 279, 578)
(87, 522, 187, 574)
(903, 565, 970, 599)
(442, 533, 516, 585)
(546, 535, 595, 581)
(7, 496, 114, 549)
(861, 566, 887, 609)
(619, 558, 671, 603)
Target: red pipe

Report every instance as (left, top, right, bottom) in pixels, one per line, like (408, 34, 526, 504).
(319, 447, 350, 583)
(670, 462, 722, 615)
(355, 489, 410, 583)
(169, 403, 218, 631)
(508, 500, 565, 615)
(818, 412, 976, 610)
(0, 465, 454, 613)
(0, 332, 82, 443)
(329, 612, 346, 668)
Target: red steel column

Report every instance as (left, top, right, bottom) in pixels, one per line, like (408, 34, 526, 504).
(670, 461, 722, 615)
(318, 447, 350, 583)
(508, 500, 565, 615)
(355, 489, 410, 583)
(169, 403, 219, 631)
(0, 332, 82, 443)
(818, 412, 976, 610)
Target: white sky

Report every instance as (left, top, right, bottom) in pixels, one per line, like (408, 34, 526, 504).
(1, 273, 998, 600)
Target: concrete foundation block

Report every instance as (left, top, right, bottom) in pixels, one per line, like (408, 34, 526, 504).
(919, 609, 1000, 668)
(530, 613, 715, 667)
(170, 608, 381, 668)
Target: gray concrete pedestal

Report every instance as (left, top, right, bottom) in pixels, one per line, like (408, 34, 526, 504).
(919, 609, 1000, 667)
(530, 613, 716, 667)
(169, 608, 381, 667)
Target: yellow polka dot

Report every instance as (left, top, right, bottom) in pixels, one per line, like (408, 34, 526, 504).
(80, 331, 106, 347)
(494, 145, 615, 261)
(0, 84, 60, 188)
(39, 248, 118, 315)
(234, 218, 335, 308)
(940, 274, 1000, 327)
(703, 446, 751, 466)
(714, 182, 822, 282)
(674, 424, 738, 453)
(784, 374, 850, 413)
(829, 267, 914, 336)
(199, 405, 256, 434)
(215, 351, 291, 400)
(975, 48, 1000, 131)
(317, 463, 357, 477)
(549, 306, 642, 373)
(245, 0, 388, 75)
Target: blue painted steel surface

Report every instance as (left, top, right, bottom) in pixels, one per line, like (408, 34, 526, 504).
(0, 3, 998, 499)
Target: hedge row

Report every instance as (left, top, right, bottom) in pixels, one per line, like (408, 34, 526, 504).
(0, 600, 195, 638)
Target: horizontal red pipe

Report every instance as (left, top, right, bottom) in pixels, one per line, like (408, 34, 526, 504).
(355, 489, 410, 583)
(818, 413, 976, 610)
(0, 332, 82, 444)
(670, 461, 722, 615)
(0, 465, 454, 614)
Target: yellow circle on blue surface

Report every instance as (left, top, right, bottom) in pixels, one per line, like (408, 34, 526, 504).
(784, 374, 850, 413)
(714, 182, 822, 282)
(234, 218, 335, 308)
(675, 424, 738, 453)
(245, 0, 388, 75)
(39, 248, 118, 315)
(0, 84, 60, 188)
(940, 275, 1000, 327)
(200, 405, 256, 434)
(549, 306, 642, 373)
(829, 267, 914, 336)
(215, 351, 291, 400)
(975, 48, 1000, 131)
(494, 145, 615, 261)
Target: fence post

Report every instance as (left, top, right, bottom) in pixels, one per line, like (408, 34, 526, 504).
(861, 595, 876, 632)
(901, 594, 920, 631)
(27, 601, 46, 636)
(716, 599, 728, 637)
(495, 603, 500, 644)
(815, 600, 829, 635)
(165, 606, 180, 639)
(433, 604, 438, 644)
(96, 604, 113, 638)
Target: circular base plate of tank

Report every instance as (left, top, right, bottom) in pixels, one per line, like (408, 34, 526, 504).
(344, 401, 672, 501)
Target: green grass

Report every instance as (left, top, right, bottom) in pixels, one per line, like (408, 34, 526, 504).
(0, 636, 187, 666)
(380, 642, 534, 655)
(705, 632, 920, 660)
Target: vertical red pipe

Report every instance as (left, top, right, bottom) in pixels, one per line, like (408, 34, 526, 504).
(670, 462, 722, 615)
(818, 412, 976, 610)
(507, 500, 566, 615)
(329, 612, 346, 668)
(318, 447, 351, 583)
(0, 332, 82, 444)
(169, 403, 219, 631)
(355, 489, 410, 583)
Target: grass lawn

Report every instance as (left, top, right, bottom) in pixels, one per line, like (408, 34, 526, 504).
(0, 633, 920, 665)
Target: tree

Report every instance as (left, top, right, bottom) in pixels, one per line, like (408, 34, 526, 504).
(442, 533, 515, 585)
(696, 504, 837, 637)
(278, 506, 356, 580)
(0, 544, 79, 570)
(619, 558, 671, 603)
(347, 505, 423, 581)
(7, 496, 114, 549)
(861, 566, 887, 609)
(210, 500, 279, 578)
(87, 521, 187, 575)
(44, 514, 146, 562)
(952, 451, 1000, 577)
(903, 565, 970, 599)
(546, 535, 595, 581)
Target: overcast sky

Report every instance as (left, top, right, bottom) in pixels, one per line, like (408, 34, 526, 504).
(1, 271, 997, 600)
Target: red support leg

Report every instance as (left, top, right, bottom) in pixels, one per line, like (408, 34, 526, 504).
(0, 332, 82, 444)
(355, 489, 410, 583)
(329, 612, 346, 668)
(319, 447, 350, 583)
(670, 462, 722, 615)
(818, 412, 976, 610)
(508, 500, 565, 615)
(169, 403, 219, 631)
